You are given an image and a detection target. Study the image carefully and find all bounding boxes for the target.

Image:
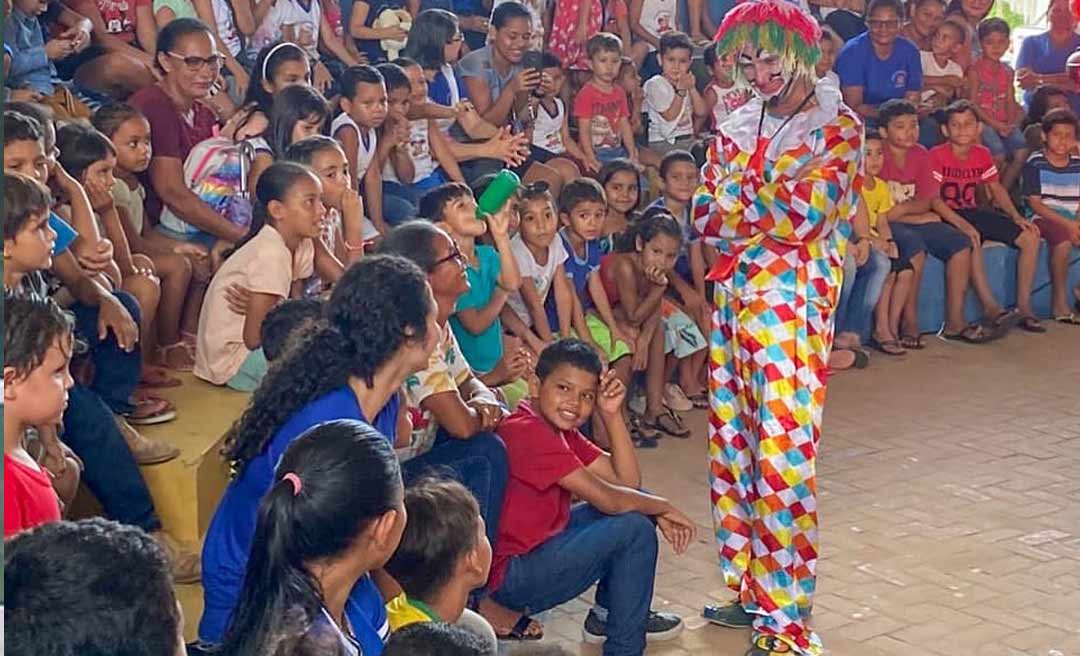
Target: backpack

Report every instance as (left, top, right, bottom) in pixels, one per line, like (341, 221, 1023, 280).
(159, 136, 255, 236)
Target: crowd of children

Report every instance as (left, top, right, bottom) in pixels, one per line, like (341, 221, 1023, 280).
(5, 0, 1080, 653)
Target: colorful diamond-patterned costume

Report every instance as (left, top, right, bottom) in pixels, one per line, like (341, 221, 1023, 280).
(692, 3, 862, 653)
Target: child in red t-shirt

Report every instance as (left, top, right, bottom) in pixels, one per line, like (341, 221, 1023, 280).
(4, 291, 77, 537)
(574, 33, 639, 173)
(484, 339, 694, 650)
(930, 100, 1045, 333)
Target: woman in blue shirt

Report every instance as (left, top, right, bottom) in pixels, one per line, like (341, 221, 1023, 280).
(199, 255, 440, 649)
(1016, 0, 1080, 116)
(836, 0, 923, 122)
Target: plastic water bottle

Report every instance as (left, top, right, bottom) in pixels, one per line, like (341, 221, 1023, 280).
(475, 169, 520, 220)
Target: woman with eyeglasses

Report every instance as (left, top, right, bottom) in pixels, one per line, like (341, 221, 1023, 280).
(129, 18, 248, 255)
(376, 220, 536, 639)
(198, 255, 441, 644)
(836, 0, 924, 123)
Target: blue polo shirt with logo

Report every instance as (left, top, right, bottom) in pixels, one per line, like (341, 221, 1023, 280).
(836, 32, 923, 107)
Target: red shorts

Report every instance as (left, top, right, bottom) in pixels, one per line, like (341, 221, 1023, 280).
(1036, 217, 1077, 246)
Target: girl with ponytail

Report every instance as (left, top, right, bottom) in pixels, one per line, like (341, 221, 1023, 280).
(217, 419, 407, 656)
(194, 161, 343, 392)
(199, 254, 439, 644)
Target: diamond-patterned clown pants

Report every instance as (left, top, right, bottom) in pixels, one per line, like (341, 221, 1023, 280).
(709, 285, 834, 656)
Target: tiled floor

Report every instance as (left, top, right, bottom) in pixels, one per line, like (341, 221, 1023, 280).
(528, 326, 1080, 656)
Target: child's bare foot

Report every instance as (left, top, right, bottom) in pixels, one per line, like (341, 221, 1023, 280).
(477, 597, 544, 640)
(158, 341, 195, 372)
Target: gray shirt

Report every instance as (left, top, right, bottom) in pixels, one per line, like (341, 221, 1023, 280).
(456, 46, 522, 111)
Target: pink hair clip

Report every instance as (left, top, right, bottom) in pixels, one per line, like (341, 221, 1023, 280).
(282, 472, 303, 496)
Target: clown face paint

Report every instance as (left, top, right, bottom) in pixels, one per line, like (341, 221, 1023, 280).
(737, 47, 790, 100)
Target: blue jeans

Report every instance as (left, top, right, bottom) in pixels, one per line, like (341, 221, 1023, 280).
(383, 171, 449, 227)
(492, 505, 658, 656)
(71, 289, 142, 414)
(62, 384, 161, 532)
(837, 249, 890, 341)
(401, 430, 508, 548)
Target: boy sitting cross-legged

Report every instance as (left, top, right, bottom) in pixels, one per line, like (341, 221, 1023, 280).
(484, 339, 693, 650)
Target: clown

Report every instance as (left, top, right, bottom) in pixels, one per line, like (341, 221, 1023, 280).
(692, 2, 862, 655)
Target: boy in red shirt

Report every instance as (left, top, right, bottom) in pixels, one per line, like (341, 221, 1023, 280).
(930, 100, 1045, 332)
(485, 339, 694, 653)
(4, 291, 76, 537)
(574, 33, 640, 173)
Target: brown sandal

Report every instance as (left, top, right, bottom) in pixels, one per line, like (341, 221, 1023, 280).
(644, 410, 690, 438)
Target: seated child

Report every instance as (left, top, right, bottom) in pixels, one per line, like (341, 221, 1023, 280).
(3, 0, 92, 119)
(375, 59, 466, 224)
(575, 33, 639, 173)
(704, 41, 750, 135)
(57, 122, 172, 388)
(643, 32, 705, 155)
(384, 477, 497, 654)
(260, 297, 324, 362)
(284, 136, 367, 270)
(93, 102, 207, 373)
(551, 179, 636, 446)
(919, 20, 964, 111)
(966, 17, 1029, 189)
(601, 210, 706, 439)
(5, 518, 186, 655)
(876, 99, 1003, 346)
(1022, 108, 1080, 324)
(4, 290, 74, 537)
(423, 183, 530, 387)
(930, 100, 1043, 332)
(860, 132, 916, 355)
(599, 158, 642, 253)
(244, 85, 331, 191)
(815, 26, 841, 89)
(1022, 85, 1072, 152)
(501, 183, 577, 355)
(485, 339, 692, 648)
(332, 64, 391, 238)
(195, 162, 342, 392)
(384, 622, 494, 656)
(529, 53, 588, 177)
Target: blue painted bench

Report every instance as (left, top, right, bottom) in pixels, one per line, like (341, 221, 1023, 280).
(915, 241, 1080, 334)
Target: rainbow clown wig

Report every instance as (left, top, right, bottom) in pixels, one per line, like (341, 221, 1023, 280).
(714, 0, 822, 84)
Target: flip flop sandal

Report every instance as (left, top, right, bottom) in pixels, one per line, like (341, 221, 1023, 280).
(644, 410, 691, 438)
(125, 396, 178, 426)
(495, 615, 544, 641)
(941, 322, 1002, 345)
(1017, 315, 1047, 333)
(867, 338, 906, 356)
(140, 366, 182, 389)
(988, 307, 1022, 330)
(630, 418, 661, 448)
(687, 393, 709, 409)
(158, 342, 195, 372)
(1054, 313, 1080, 326)
(899, 333, 925, 350)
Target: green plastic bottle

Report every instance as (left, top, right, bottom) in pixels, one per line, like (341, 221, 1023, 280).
(475, 169, 520, 220)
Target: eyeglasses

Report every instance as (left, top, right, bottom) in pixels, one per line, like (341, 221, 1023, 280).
(429, 245, 466, 271)
(167, 51, 226, 72)
(867, 19, 901, 30)
(519, 180, 550, 197)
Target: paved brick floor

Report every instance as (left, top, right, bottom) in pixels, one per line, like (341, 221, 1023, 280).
(528, 326, 1080, 656)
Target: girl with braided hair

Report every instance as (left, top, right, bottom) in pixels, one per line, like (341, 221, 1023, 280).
(693, 2, 862, 654)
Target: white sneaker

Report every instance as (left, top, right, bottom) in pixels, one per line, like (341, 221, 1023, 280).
(663, 383, 693, 413)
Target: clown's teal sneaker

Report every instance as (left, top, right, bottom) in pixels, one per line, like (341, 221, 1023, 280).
(703, 601, 753, 628)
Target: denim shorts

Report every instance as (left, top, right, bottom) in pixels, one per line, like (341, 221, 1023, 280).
(891, 221, 971, 262)
(155, 224, 218, 250)
(981, 125, 1027, 157)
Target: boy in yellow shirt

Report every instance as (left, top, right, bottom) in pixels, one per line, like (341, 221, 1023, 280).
(862, 132, 917, 356)
(384, 478, 497, 649)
